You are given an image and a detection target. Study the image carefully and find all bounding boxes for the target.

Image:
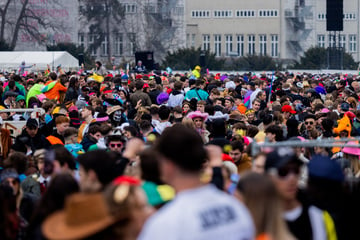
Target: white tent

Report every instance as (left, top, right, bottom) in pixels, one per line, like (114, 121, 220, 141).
(0, 51, 78, 71)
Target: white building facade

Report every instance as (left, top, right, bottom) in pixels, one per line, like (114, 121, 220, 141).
(186, 0, 360, 63)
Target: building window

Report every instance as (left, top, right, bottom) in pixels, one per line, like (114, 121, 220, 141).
(248, 35, 255, 55)
(329, 35, 335, 48)
(235, 10, 256, 18)
(101, 36, 108, 56)
(128, 33, 136, 56)
(213, 10, 232, 18)
(114, 33, 123, 56)
(237, 35, 244, 57)
(191, 10, 210, 18)
(191, 34, 196, 48)
(214, 34, 221, 57)
(317, 35, 325, 48)
(88, 34, 97, 56)
(258, 9, 279, 17)
(225, 35, 233, 56)
(202, 34, 210, 51)
(186, 34, 190, 48)
(271, 34, 278, 57)
(125, 3, 137, 14)
(317, 13, 326, 21)
(78, 33, 85, 48)
(340, 35, 346, 50)
(259, 34, 267, 55)
(349, 35, 356, 52)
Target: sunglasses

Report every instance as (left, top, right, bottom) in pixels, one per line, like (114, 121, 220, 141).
(305, 121, 314, 125)
(110, 143, 123, 148)
(277, 166, 300, 178)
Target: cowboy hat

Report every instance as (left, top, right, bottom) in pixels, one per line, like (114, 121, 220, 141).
(42, 193, 115, 240)
(187, 111, 209, 121)
(342, 141, 360, 156)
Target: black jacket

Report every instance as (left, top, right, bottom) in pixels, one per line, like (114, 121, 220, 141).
(14, 129, 51, 154)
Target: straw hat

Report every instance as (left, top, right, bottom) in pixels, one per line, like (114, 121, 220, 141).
(42, 193, 115, 240)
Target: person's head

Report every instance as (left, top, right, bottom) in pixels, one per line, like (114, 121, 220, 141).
(196, 100, 206, 113)
(304, 114, 316, 131)
(95, 61, 102, 68)
(265, 125, 283, 142)
(63, 127, 79, 144)
(78, 150, 124, 192)
(3, 152, 27, 175)
(88, 124, 102, 141)
(252, 99, 261, 112)
(0, 169, 20, 195)
(81, 106, 94, 119)
(224, 97, 234, 109)
(265, 148, 302, 201)
(173, 80, 183, 91)
(33, 149, 46, 176)
(229, 140, 244, 164)
(26, 118, 39, 138)
(154, 124, 207, 184)
(55, 116, 70, 135)
(235, 172, 293, 239)
(182, 101, 190, 113)
(209, 88, 220, 101)
(135, 80, 144, 90)
(252, 152, 266, 174)
(42, 101, 55, 114)
(123, 126, 138, 140)
(106, 134, 126, 153)
(47, 145, 76, 174)
(158, 105, 170, 121)
(103, 178, 154, 239)
(257, 90, 267, 101)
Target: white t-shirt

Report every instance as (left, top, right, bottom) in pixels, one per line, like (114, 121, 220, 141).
(139, 185, 254, 240)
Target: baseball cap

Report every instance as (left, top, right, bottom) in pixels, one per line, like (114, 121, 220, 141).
(265, 147, 302, 171)
(281, 105, 296, 114)
(26, 118, 39, 128)
(308, 155, 344, 182)
(340, 102, 350, 111)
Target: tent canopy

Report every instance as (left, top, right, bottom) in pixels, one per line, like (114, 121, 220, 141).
(0, 51, 79, 71)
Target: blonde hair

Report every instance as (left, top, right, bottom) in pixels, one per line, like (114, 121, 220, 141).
(236, 173, 295, 240)
(181, 117, 196, 130)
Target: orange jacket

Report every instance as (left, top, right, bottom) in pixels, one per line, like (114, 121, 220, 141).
(44, 81, 67, 101)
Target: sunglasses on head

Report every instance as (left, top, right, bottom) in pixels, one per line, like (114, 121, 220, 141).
(110, 143, 123, 148)
(305, 121, 314, 125)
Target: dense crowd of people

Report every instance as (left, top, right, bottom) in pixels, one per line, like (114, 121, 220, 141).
(0, 62, 360, 240)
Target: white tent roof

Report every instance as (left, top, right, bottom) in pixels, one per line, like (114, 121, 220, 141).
(0, 51, 78, 71)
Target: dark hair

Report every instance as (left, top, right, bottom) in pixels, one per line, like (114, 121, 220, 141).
(140, 120, 152, 132)
(154, 124, 206, 172)
(135, 80, 144, 90)
(52, 145, 76, 170)
(286, 119, 300, 138)
(265, 125, 283, 141)
(63, 127, 79, 139)
(123, 125, 138, 137)
(230, 140, 244, 152)
(140, 148, 163, 185)
(174, 81, 183, 90)
(158, 105, 170, 120)
(3, 152, 28, 174)
(0, 185, 17, 240)
(88, 124, 101, 135)
(78, 150, 125, 186)
(27, 173, 79, 239)
(49, 72, 57, 81)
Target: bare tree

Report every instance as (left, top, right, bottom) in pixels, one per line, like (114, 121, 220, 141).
(79, 0, 125, 64)
(0, 0, 67, 50)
